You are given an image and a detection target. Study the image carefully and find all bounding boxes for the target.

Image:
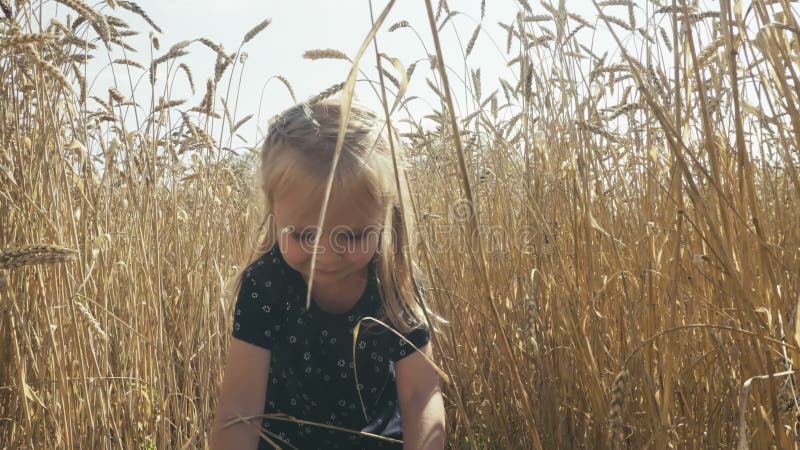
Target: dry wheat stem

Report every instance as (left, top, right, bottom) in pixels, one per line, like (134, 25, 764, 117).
(242, 18, 271, 44)
(302, 48, 352, 62)
(0, 245, 79, 269)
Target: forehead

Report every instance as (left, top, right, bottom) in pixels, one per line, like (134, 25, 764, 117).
(273, 179, 383, 229)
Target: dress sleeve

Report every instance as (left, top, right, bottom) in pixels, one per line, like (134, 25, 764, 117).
(231, 258, 284, 350)
(388, 323, 431, 362)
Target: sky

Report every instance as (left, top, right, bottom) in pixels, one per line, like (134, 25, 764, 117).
(63, 0, 683, 155)
(81, 1, 633, 147)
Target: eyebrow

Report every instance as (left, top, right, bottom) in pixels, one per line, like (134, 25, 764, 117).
(286, 225, 375, 234)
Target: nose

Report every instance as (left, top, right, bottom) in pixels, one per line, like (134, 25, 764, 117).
(309, 232, 343, 267)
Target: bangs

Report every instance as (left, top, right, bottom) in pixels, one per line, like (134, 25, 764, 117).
(266, 148, 386, 216)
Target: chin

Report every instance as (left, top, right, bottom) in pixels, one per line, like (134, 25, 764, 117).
(314, 269, 338, 277)
(302, 263, 337, 276)
(313, 264, 360, 280)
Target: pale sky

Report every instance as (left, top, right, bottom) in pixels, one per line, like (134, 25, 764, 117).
(73, 1, 667, 152)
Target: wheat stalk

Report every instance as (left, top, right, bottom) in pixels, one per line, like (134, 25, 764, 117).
(608, 369, 628, 449)
(275, 74, 295, 102)
(1, 33, 57, 48)
(106, 15, 128, 29)
(69, 61, 86, 102)
(199, 78, 214, 111)
(465, 25, 480, 56)
(34, 56, 74, 94)
(379, 66, 399, 88)
(198, 38, 231, 63)
(149, 41, 190, 84)
(231, 114, 253, 134)
(49, 18, 69, 34)
(627, 2, 635, 29)
(112, 58, 144, 69)
(213, 52, 231, 84)
(303, 48, 351, 62)
(0, 0, 12, 19)
(242, 17, 270, 44)
(0, 245, 79, 269)
(304, 82, 344, 106)
(599, 13, 630, 30)
(152, 40, 190, 67)
(658, 26, 672, 52)
(153, 98, 185, 113)
(110, 37, 134, 52)
(116, 29, 138, 37)
(188, 107, 220, 119)
(522, 14, 552, 22)
(599, 0, 632, 6)
(62, 35, 97, 50)
(567, 12, 595, 29)
(471, 68, 481, 99)
(91, 95, 112, 114)
(58, 0, 111, 44)
(56, 0, 95, 25)
(388, 20, 409, 32)
(178, 62, 194, 94)
(117, 0, 161, 32)
(516, 0, 532, 14)
(108, 87, 124, 104)
(74, 300, 109, 341)
(696, 36, 726, 69)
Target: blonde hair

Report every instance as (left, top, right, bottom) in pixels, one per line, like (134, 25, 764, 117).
(235, 95, 432, 334)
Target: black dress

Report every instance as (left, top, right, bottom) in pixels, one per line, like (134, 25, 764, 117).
(231, 244, 430, 449)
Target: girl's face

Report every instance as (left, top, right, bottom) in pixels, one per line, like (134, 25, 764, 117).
(272, 178, 385, 289)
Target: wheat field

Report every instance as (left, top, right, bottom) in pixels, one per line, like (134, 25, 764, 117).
(2, 0, 800, 448)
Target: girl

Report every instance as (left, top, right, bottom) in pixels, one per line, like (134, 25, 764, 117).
(210, 95, 446, 450)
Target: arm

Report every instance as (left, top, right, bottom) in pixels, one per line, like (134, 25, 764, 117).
(396, 342, 446, 450)
(210, 338, 271, 450)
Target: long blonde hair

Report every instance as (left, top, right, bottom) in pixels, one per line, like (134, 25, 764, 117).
(234, 96, 432, 334)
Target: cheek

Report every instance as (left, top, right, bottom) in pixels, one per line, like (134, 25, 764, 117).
(343, 249, 374, 266)
(345, 235, 380, 264)
(278, 239, 309, 268)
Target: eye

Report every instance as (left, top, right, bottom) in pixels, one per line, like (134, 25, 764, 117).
(336, 231, 363, 242)
(292, 231, 317, 242)
(347, 232, 364, 241)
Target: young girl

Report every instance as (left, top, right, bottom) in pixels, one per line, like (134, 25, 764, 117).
(210, 96, 446, 449)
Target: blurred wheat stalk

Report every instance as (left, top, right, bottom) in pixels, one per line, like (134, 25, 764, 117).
(0, 244, 78, 269)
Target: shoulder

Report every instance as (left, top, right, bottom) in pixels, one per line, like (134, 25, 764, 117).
(238, 246, 290, 302)
(380, 312, 431, 362)
(232, 246, 291, 349)
(242, 245, 283, 283)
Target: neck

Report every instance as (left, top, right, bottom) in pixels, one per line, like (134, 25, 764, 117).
(305, 267, 369, 314)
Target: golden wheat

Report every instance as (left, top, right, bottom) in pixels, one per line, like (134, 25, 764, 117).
(241, 17, 271, 44)
(388, 20, 410, 32)
(74, 300, 109, 341)
(608, 369, 628, 449)
(177, 62, 194, 94)
(0, 244, 78, 269)
(112, 57, 143, 69)
(3, 1, 800, 448)
(302, 48, 351, 62)
(117, 0, 161, 32)
(0, 0, 11, 19)
(1, 32, 57, 48)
